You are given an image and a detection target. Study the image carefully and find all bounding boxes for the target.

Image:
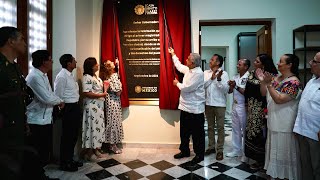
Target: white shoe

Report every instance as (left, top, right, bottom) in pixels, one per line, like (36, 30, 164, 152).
(226, 151, 241, 157)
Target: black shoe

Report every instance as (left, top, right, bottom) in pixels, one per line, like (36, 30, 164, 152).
(71, 160, 83, 167)
(216, 152, 224, 161)
(59, 162, 78, 172)
(190, 155, 204, 164)
(174, 152, 190, 159)
(204, 148, 216, 155)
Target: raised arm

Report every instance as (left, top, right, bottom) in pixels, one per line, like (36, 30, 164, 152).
(168, 47, 189, 74)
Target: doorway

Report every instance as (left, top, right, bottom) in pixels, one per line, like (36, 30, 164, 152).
(199, 19, 273, 120)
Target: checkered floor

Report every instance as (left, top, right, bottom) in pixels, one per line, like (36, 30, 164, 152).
(44, 119, 268, 180)
(83, 158, 267, 180)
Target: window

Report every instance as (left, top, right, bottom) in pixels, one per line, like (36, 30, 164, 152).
(0, 0, 17, 27)
(28, 0, 47, 73)
(0, 0, 51, 78)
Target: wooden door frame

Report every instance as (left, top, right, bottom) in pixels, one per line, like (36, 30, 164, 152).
(199, 20, 272, 55)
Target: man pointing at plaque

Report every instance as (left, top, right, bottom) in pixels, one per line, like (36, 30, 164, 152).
(168, 47, 205, 164)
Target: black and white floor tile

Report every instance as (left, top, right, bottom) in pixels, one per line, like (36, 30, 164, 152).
(45, 119, 268, 180)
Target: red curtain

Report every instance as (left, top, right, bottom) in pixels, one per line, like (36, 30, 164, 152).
(100, 0, 191, 109)
(158, 0, 191, 109)
(101, 0, 129, 107)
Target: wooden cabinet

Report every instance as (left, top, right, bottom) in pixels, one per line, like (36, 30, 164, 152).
(293, 25, 320, 87)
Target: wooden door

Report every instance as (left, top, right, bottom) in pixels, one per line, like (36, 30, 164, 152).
(256, 25, 272, 56)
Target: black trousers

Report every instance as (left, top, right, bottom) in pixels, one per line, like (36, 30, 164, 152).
(28, 124, 52, 167)
(60, 103, 81, 163)
(179, 110, 205, 157)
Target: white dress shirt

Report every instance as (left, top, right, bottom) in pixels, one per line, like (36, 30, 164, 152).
(233, 71, 249, 104)
(293, 77, 320, 141)
(54, 68, 79, 103)
(26, 68, 63, 125)
(204, 69, 229, 107)
(172, 55, 205, 114)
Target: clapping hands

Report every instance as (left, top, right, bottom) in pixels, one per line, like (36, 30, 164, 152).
(256, 68, 273, 84)
(255, 68, 265, 81)
(211, 69, 222, 80)
(228, 80, 236, 88)
(263, 72, 273, 84)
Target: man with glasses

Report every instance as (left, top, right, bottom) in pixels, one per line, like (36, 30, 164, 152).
(293, 52, 320, 180)
(168, 47, 206, 164)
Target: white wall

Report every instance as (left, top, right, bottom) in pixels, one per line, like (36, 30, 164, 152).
(52, 0, 76, 81)
(52, 0, 182, 144)
(190, 0, 320, 59)
(201, 25, 262, 78)
(52, 0, 320, 145)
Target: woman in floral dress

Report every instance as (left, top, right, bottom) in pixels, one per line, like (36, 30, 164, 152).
(82, 57, 107, 161)
(244, 54, 277, 169)
(260, 54, 301, 179)
(101, 60, 124, 154)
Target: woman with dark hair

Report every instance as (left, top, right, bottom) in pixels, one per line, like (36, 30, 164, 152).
(101, 59, 124, 154)
(81, 57, 107, 161)
(259, 54, 301, 179)
(244, 54, 277, 170)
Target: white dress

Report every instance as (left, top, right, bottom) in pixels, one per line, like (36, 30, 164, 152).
(264, 79, 301, 180)
(105, 73, 124, 144)
(82, 74, 106, 149)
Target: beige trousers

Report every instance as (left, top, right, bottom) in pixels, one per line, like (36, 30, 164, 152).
(205, 105, 226, 153)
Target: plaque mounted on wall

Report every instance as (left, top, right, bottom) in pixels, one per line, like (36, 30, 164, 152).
(117, 0, 160, 105)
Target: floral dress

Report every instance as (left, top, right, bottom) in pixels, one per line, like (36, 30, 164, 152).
(105, 73, 124, 144)
(244, 70, 267, 164)
(82, 74, 106, 149)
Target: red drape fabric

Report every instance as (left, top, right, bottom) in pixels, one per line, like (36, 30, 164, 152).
(100, 0, 191, 109)
(158, 0, 191, 109)
(101, 0, 129, 107)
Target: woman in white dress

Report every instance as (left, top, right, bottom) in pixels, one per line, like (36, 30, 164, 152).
(259, 54, 301, 179)
(101, 60, 124, 154)
(81, 57, 107, 161)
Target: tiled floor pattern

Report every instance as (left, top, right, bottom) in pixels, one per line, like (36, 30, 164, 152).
(45, 120, 268, 180)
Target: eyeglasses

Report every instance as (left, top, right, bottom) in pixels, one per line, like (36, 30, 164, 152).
(310, 59, 320, 64)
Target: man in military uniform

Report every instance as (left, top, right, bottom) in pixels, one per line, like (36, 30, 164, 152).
(0, 26, 57, 180)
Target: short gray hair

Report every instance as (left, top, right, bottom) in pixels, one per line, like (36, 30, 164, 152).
(189, 53, 201, 67)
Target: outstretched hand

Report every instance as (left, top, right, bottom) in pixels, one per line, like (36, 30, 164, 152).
(168, 47, 175, 55)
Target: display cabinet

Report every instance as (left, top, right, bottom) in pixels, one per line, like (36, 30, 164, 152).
(293, 25, 320, 87)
